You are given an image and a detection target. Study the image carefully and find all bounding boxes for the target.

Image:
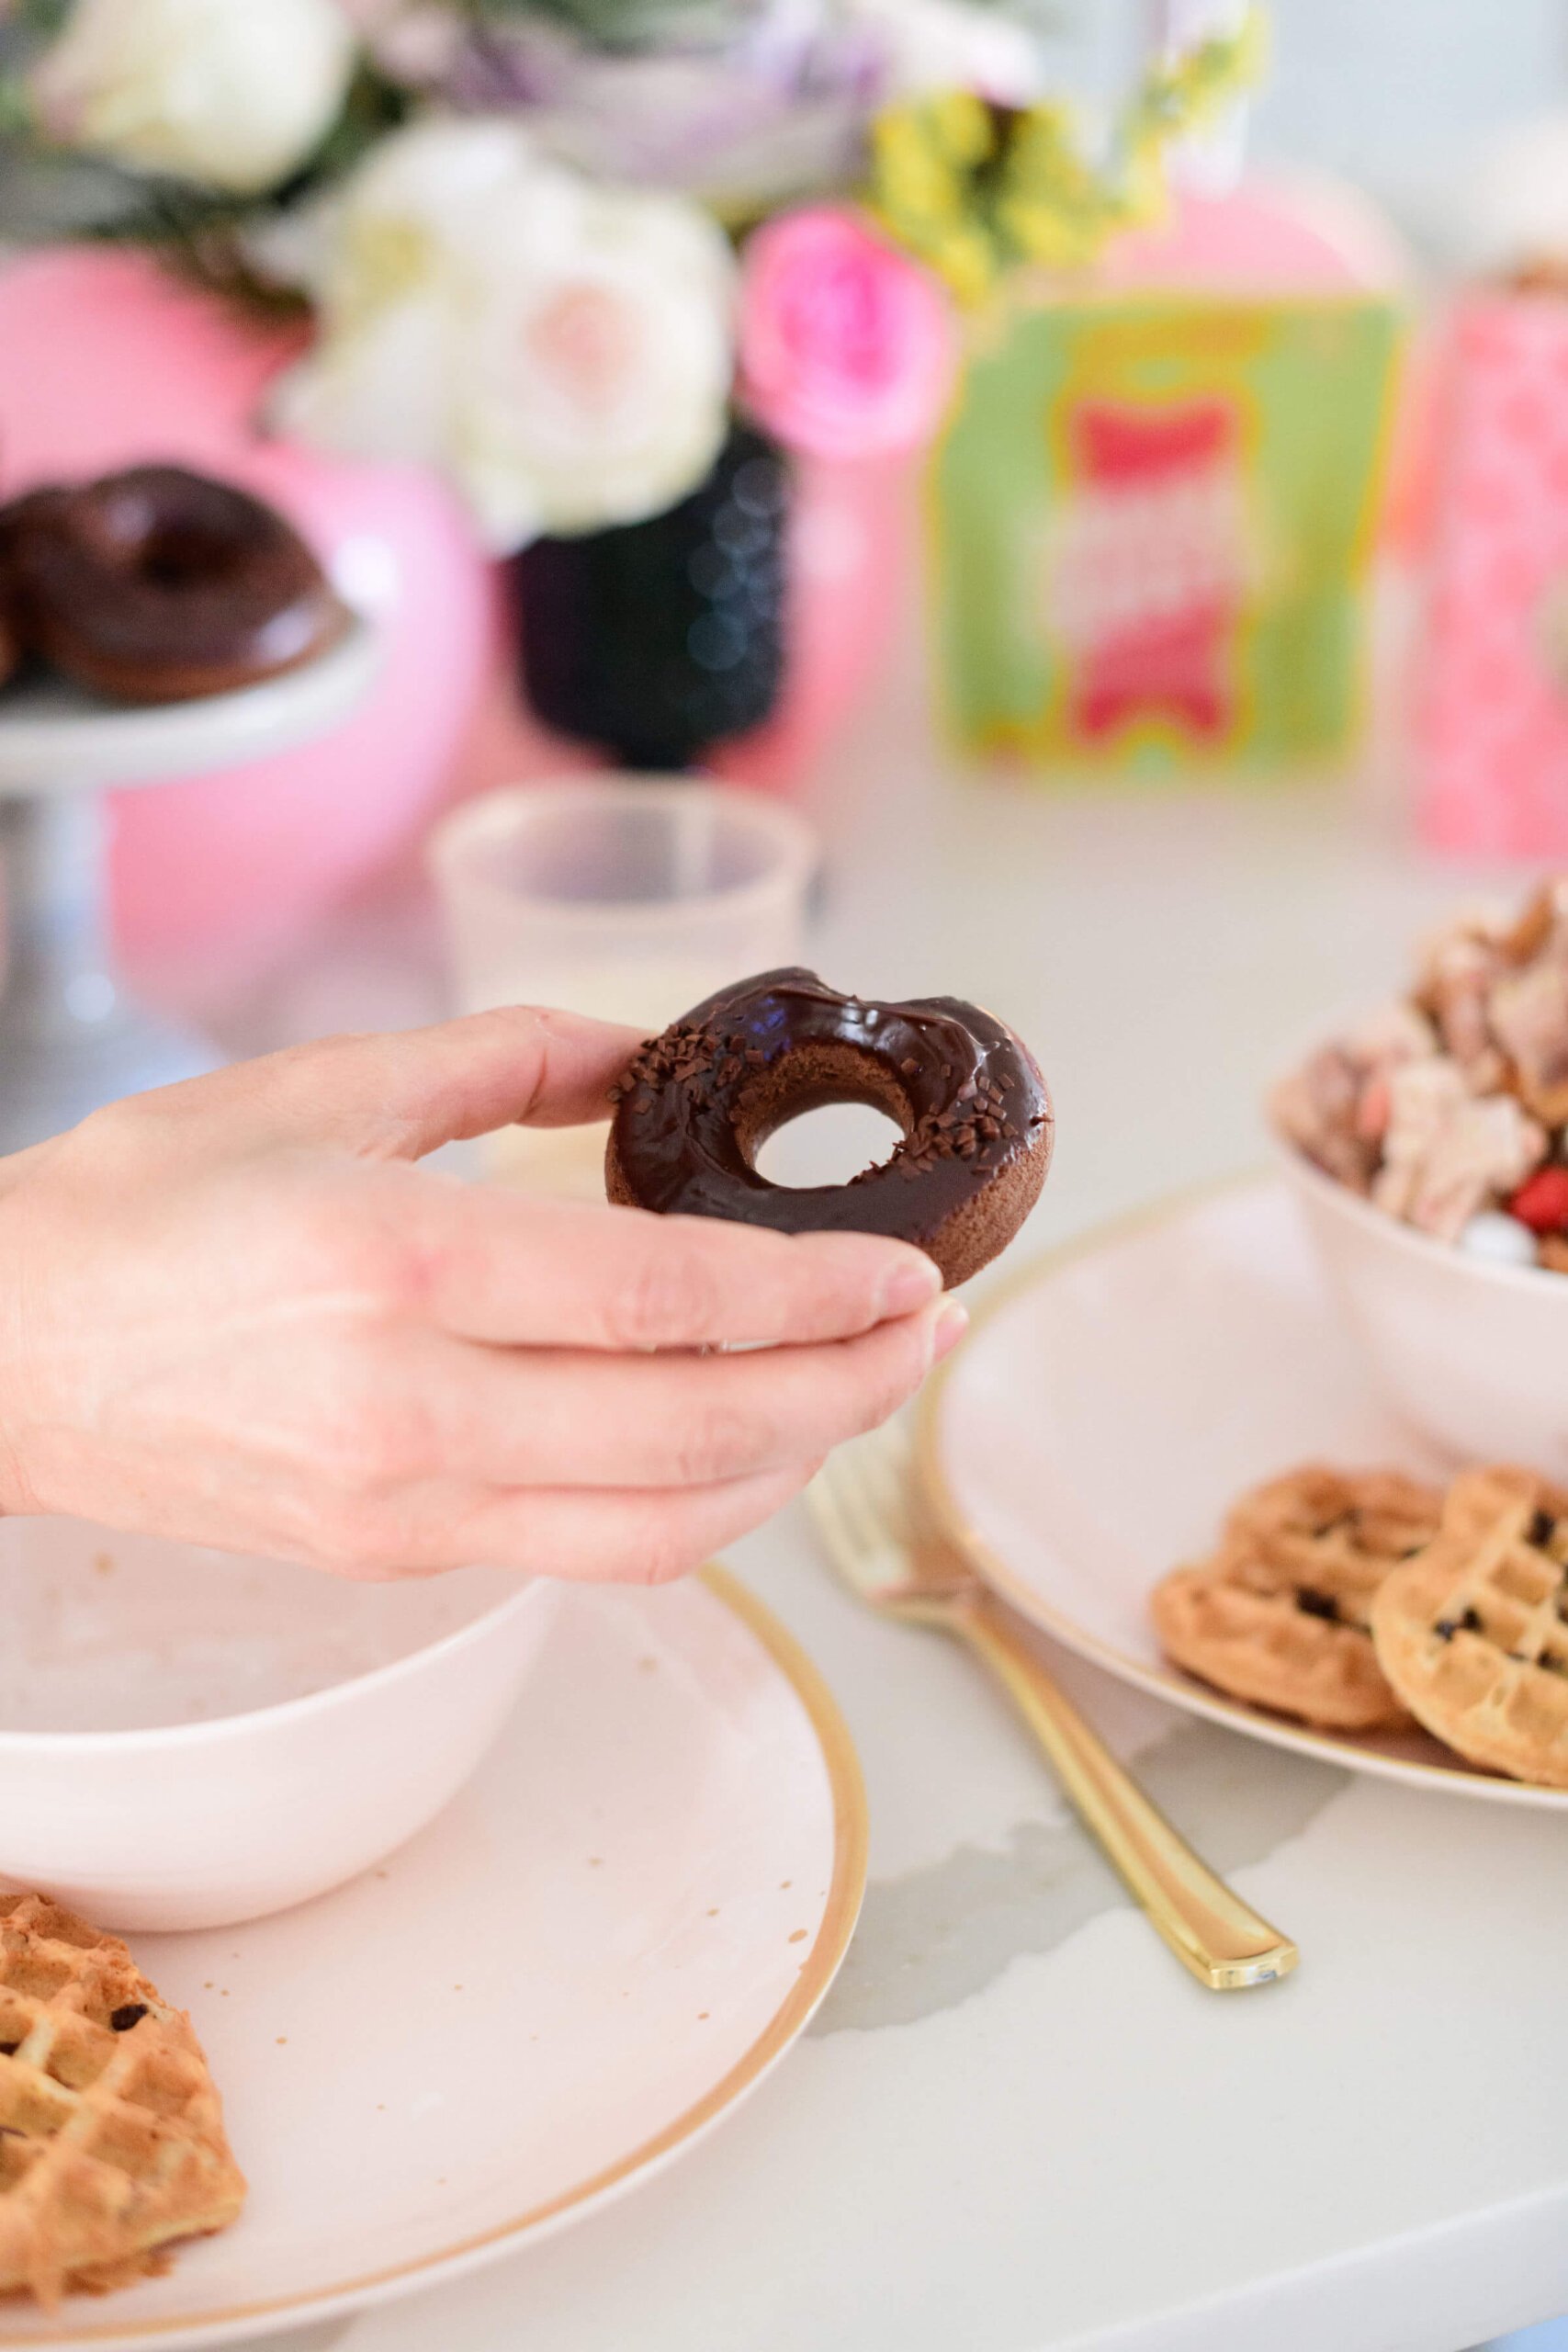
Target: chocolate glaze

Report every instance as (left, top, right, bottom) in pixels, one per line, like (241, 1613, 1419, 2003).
(606, 968, 1052, 1263)
(1, 465, 348, 704)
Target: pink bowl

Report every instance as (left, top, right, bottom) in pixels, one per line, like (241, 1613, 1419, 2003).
(1279, 1140, 1568, 1476)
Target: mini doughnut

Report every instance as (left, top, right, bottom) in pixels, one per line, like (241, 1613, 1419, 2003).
(605, 967, 1052, 1287)
(1, 465, 349, 704)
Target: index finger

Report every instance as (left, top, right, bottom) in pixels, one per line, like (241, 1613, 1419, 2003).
(215, 1006, 645, 1159)
(389, 1177, 944, 1349)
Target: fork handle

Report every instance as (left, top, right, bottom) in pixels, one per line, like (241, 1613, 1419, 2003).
(951, 1592, 1298, 1992)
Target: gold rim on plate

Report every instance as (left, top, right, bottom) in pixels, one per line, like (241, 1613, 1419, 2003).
(915, 1173, 1568, 1808)
(4, 1566, 868, 2348)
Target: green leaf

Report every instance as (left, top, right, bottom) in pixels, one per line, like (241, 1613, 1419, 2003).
(472, 0, 737, 46)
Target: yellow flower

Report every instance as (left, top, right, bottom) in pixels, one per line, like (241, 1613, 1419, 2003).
(867, 6, 1265, 304)
(930, 222, 996, 306)
(925, 88, 996, 170)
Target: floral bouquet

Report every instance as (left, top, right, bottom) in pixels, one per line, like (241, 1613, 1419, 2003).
(0, 0, 1261, 769)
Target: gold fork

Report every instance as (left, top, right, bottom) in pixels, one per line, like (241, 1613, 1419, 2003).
(807, 1426, 1298, 1992)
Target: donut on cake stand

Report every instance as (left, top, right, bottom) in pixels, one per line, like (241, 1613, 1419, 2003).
(0, 616, 380, 1153)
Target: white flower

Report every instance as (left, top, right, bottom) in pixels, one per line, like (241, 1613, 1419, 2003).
(31, 0, 357, 196)
(271, 119, 737, 551)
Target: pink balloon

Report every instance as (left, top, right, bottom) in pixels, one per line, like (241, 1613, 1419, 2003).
(0, 246, 495, 993)
(0, 245, 297, 478)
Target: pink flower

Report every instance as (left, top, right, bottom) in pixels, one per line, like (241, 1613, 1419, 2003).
(738, 206, 957, 463)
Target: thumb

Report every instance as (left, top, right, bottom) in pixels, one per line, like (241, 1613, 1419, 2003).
(243, 1006, 646, 1159)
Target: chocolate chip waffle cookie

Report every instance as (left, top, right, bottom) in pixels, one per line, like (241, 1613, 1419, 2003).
(0, 1893, 244, 2306)
(1371, 1466, 1568, 1785)
(1151, 1465, 1443, 1732)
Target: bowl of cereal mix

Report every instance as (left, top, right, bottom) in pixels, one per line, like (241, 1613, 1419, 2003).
(1269, 880, 1568, 1473)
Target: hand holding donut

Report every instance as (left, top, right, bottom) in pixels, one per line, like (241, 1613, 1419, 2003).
(0, 1011, 963, 1582)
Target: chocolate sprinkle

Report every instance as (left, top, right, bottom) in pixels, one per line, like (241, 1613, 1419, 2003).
(109, 2002, 148, 2033)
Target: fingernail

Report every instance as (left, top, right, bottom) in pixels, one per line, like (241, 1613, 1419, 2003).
(879, 1254, 942, 1317)
(931, 1300, 968, 1362)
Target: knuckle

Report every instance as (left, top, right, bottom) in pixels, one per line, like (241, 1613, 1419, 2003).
(606, 1246, 718, 1351)
(850, 1336, 928, 1435)
(72, 1093, 164, 1162)
(286, 1191, 411, 1305)
(386, 1220, 473, 1317)
(467, 1504, 543, 1577)
(671, 1400, 773, 1485)
(627, 1529, 701, 1587)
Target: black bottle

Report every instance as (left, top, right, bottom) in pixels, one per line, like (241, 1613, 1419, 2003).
(511, 421, 789, 771)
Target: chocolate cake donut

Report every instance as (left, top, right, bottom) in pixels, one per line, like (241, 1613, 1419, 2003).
(1, 465, 348, 704)
(605, 968, 1052, 1286)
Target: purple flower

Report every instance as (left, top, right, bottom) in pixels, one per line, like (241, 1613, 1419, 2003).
(365, 0, 1039, 205)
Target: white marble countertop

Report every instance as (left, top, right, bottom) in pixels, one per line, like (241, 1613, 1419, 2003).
(216, 633, 1567, 2352)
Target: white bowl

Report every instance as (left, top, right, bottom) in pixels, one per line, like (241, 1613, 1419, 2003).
(0, 1517, 554, 1933)
(1278, 1141, 1568, 1475)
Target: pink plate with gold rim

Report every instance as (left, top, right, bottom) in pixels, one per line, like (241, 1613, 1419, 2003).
(0, 1570, 864, 2350)
(922, 1178, 1568, 1811)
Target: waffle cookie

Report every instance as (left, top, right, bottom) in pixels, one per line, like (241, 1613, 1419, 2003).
(1151, 1465, 1444, 1732)
(1371, 1466, 1568, 1786)
(0, 1892, 245, 2307)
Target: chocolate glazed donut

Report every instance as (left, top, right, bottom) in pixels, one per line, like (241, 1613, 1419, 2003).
(605, 969, 1053, 1287)
(1, 465, 349, 705)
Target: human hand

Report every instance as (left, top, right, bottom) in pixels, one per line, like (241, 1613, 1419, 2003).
(0, 1010, 964, 1580)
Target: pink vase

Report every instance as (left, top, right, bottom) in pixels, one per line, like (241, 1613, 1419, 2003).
(713, 450, 917, 795)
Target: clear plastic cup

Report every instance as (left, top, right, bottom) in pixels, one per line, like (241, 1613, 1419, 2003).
(430, 778, 818, 1195)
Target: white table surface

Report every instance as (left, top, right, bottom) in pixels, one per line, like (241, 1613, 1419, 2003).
(204, 625, 1566, 2352)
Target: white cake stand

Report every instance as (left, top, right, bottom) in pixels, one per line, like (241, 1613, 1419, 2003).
(0, 616, 381, 1153)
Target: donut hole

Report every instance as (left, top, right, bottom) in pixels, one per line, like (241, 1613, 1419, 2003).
(138, 525, 242, 588)
(740, 1044, 911, 1189)
(752, 1102, 907, 1189)
(90, 477, 266, 590)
